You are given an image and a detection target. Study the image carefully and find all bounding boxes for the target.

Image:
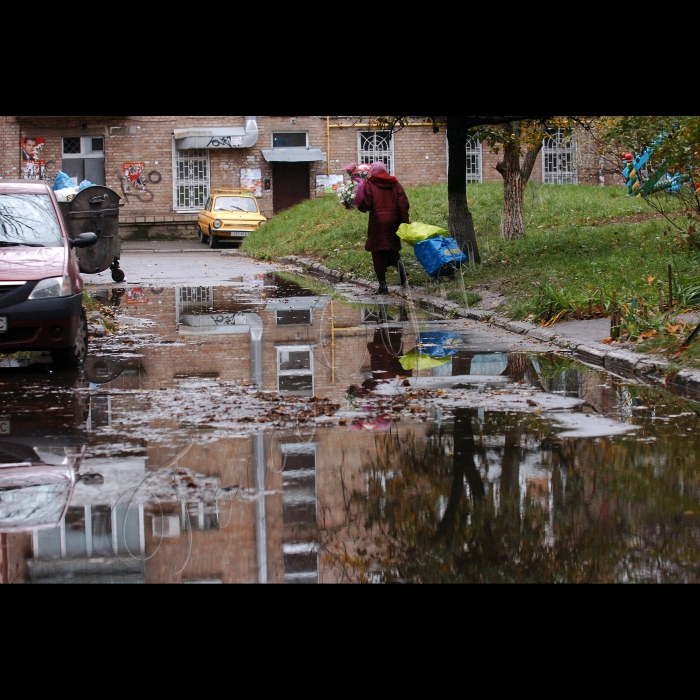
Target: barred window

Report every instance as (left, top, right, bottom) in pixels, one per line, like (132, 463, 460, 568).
(466, 137, 482, 183)
(358, 130, 394, 174)
(174, 147, 210, 211)
(543, 130, 578, 184)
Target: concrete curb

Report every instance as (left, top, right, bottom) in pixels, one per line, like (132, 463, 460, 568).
(271, 253, 700, 397)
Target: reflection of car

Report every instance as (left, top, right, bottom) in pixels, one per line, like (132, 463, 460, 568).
(0, 439, 83, 534)
(0, 180, 97, 368)
(0, 369, 88, 534)
(197, 188, 267, 249)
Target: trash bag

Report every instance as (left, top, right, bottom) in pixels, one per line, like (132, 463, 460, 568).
(416, 331, 463, 358)
(78, 180, 94, 191)
(52, 171, 74, 191)
(414, 236, 467, 278)
(396, 222, 448, 246)
(399, 349, 451, 371)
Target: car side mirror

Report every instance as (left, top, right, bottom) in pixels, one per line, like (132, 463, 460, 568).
(70, 232, 98, 248)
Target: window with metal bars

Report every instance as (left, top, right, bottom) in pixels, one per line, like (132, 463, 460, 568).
(177, 286, 213, 321)
(543, 130, 578, 184)
(466, 137, 483, 183)
(174, 147, 210, 211)
(358, 131, 394, 174)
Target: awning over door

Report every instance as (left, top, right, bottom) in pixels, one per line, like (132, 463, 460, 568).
(173, 117, 259, 149)
(261, 147, 326, 163)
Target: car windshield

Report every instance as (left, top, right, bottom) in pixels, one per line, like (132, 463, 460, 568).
(0, 193, 63, 248)
(213, 196, 258, 213)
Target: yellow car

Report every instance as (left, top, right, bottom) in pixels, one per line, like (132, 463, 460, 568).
(197, 188, 267, 249)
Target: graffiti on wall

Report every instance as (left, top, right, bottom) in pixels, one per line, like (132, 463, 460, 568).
(118, 163, 162, 203)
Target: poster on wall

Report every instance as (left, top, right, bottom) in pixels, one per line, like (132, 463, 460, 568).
(240, 168, 262, 197)
(122, 162, 148, 192)
(126, 287, 149, 304)
(315, 174, 344, 195)
(21, 136, 46, 181)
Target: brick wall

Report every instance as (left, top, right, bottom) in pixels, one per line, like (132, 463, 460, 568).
(4, 116, 623, 241)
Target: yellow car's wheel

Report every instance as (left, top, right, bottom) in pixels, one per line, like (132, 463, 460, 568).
(200, 226, 208, 244)
(209, 228, 219, 249)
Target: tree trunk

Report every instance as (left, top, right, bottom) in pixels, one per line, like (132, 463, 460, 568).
(496, 123, 526, 240)
(446, 116, 480, 264)
(496, 121, 545, 240)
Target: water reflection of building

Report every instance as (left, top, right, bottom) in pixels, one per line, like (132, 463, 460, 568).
(4, 277, 660, 583)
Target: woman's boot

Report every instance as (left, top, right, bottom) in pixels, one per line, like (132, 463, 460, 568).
(374, 275, 389, 295)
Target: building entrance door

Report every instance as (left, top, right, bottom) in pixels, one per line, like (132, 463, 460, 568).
(272, 162, 310, 214)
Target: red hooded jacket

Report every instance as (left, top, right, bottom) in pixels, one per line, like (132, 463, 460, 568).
(357, 163, 410, 252)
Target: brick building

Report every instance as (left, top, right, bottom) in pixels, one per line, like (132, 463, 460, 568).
(1, 116, 610, 241)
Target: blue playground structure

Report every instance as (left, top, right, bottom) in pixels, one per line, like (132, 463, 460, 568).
(621, 130, 698, 198)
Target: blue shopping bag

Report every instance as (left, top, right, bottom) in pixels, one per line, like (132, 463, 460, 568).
(416, 331, 463, 357)
(414, 236, 467, 278)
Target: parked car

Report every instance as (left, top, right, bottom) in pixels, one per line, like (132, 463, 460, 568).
(197, 187, 267, 249)
(0, 179, 97, 368)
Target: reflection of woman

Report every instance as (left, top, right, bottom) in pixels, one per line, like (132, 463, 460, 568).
(366, 328, 412, 381)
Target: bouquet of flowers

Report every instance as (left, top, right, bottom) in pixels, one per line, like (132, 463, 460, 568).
(337, 163, 371, 210)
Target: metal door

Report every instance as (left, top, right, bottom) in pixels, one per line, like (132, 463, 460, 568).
(272, 162, 310, 213)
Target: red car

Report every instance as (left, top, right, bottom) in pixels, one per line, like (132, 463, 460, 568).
(0, 179, 97, 368)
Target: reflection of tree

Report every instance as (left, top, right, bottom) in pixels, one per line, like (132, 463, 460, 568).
(0, 195, 54, 243)
(321, 410, 700, 583)
(502, 352, 544, 389)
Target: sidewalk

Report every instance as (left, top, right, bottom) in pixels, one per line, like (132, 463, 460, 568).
(121, 240, 221, 253)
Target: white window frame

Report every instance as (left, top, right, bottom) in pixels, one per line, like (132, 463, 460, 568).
(172, 141, 210, 213)
(276, 344, 314, 396)
(61, 135, 105, 159)
(176, 285, 214, 323)
(542, 129, 578, 184)
(358, 130, 394, 175)
(466, 137, 483, 183)
(33, 504, 145, 558)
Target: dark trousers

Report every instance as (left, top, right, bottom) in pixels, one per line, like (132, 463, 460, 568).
(371, 250, 400, 279)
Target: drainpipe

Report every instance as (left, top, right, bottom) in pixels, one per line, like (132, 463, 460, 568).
(253, 432, 267, 583)
(247, 312, 267, 583)
(326, 116, 331, 176)
(247, 313, 263, 387)
(244, 116, 259, 148)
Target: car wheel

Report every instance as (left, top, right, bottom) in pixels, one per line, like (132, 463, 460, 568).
(209, 229, 219, 249)
(200, 227, 208, 244)
(50, 310, 88, 369)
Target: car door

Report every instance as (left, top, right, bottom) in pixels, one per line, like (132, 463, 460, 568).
(199, 197, 213, 232)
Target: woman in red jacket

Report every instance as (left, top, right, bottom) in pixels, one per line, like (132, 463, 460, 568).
(357, 162, 410, 294)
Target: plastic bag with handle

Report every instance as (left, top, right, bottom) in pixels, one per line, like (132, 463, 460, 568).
(396, 222, 448, 246)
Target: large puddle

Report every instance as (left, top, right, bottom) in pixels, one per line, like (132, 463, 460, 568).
(2, 273, 700, 583)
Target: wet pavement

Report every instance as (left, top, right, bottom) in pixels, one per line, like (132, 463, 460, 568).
(2, 250, 700, 583)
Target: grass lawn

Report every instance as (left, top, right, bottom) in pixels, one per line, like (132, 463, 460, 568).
(243, 182, 700, 369)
